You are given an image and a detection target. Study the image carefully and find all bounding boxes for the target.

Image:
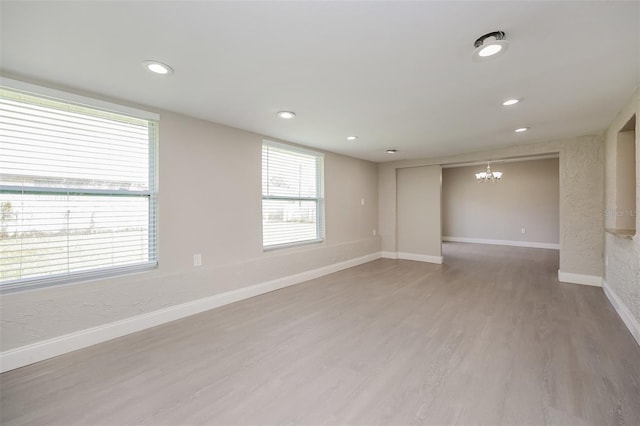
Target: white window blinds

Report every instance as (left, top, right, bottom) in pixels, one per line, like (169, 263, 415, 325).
(262, 141, 324, 249)
(0, 81, 158, 291)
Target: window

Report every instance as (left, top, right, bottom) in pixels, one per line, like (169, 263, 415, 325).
(0, 79, 158, 291)
(262, 141, 324, 249)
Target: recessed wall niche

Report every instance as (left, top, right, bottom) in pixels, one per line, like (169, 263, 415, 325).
(614, 114, 636, 236)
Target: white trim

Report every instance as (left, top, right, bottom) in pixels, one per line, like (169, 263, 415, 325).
(396, 252, 443, 264)
(0, 76, 159, 121)
(0, 252, 382, 373)
(443, 236, 560, 250)
(263, 139, 324, 158)
(603, 280, 640, 347)
(557, 270, 602, 287)
(441, 153, 560, 169)
(381, 251, 398, 259)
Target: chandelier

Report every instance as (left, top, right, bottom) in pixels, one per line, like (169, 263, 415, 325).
(475, 162, 503, 182)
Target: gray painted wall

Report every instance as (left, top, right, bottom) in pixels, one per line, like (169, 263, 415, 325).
(396, 166, 442, 258)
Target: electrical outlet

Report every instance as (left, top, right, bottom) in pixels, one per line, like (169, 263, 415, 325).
(521, 227, 526, 234)
(361, 198, 365, 206)
(373, 229, 377, 236)
(193, 253, 202, 267)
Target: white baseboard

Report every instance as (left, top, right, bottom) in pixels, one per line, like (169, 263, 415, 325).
(603, 280, 640, 347)
(0, 252, 382, 373)
(381, 251, 398, 259)
(443, 236, 560, 250)
(396, 252, 443, 264)
(381, 251, 442, 264)
(557, 270, 602, 287)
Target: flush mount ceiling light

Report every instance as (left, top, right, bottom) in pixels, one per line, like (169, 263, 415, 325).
(276, 111, 296, 119)
(515, 127, 529, 133)
(386, 149, 397, 154)
(347, 136, 358, 141)
(472, 31, 508, 62)
(475, 162, 503, 183)
(142, 60, 174, 75)
(502, 98, 520, 106)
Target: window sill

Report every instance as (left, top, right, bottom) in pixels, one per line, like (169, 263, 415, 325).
(263, 238, 325, 252)
(605, 228, 636, 240)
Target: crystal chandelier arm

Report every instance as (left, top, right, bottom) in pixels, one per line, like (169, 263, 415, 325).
(476, 162, 502, 182)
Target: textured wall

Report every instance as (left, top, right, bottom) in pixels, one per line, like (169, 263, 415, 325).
(443, 158, 559, 244)
(0, 85, 380, 352)
(560, 137, 604, 277)
(604, 90, 640, 325)
(379, 135, 604, 277)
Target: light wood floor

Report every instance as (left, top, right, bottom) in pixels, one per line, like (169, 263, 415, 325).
(1, 243, 639, 425)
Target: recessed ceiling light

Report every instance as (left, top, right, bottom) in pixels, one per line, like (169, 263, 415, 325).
(479, 44, 503, 57)
(347, 136, 358, 141)
(276, 111, 296, 119)
(502, 99, 520, 106)
(142, 60, 173, 75)
(386, 149, 397, 154)
(472, 31, 508, 62)
(515, 127, 529, 133)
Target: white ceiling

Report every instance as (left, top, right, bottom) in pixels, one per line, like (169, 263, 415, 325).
(1, 1, 638, 162)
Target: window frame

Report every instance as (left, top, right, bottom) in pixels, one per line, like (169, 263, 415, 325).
(262, 140, 325, 250)
(0, 77, 159, 293)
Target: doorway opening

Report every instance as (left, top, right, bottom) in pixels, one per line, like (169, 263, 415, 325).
(441, 155, 560, 263)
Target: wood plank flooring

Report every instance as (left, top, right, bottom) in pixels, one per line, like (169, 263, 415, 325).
(1, 243, 639, 425)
